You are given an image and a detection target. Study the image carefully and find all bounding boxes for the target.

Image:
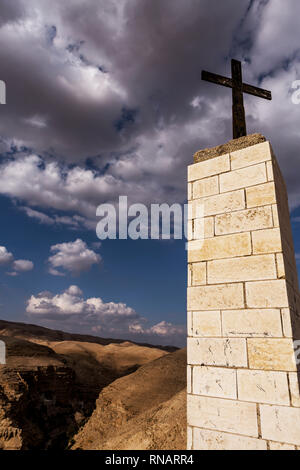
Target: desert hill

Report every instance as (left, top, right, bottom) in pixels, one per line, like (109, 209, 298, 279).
(0, 319, 173, 450)
(72, 348, 187, 450)
(0, 319, 177, 352)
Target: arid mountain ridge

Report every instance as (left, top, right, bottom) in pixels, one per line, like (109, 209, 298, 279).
(0, 319, 186, 450)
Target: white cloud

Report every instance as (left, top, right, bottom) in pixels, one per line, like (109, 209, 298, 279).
(129, 320, 185, 339)
(12, 259, 34, 272)
(27, 284, 139, 322)
(26, 285, 185, 346)
(21, 207, 55, 225)
(48, 239, 101, 276)
(0, 245, 33, 275)
(0, 246, 13, 265)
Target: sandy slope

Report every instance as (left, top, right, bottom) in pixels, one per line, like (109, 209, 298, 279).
(72, 348, 187, 450)
(0, 320, 171, 450)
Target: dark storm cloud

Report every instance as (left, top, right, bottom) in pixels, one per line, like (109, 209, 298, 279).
(0, 0, 25, 26)
(0, 0, 299, 220)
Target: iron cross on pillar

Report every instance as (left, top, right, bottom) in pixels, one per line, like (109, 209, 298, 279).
(202, 59, 272, 139)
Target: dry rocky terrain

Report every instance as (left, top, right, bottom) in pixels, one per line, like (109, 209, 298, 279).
(0, 320, 186, 450)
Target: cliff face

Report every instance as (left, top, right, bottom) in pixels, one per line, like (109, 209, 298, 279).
(0, 365, 82, 450)
(72, 348, 187, 451)
(0, 324, 168, 450)
(0, 335, 89, 450)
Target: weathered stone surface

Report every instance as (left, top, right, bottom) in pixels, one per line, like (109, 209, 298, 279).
(193, 217, 215, 240)
(288, 373, 300, 407)
(220, 163, 267, 193)
(188, 395, 258, 437)
(237, 370, 290, 405)
(193, 176, 219, 200)
(267, 161, 274, 181)
(215, 206, 273, 235)
(193, 134, 266, 164)
(188, 264, 192, 287)
(191, 262, 206, 286)
(193, 428, 267, 450)
(188, 232, 251, 263)
(188, 183, 192, 201)
(246, 280, 289, 308)
(276, 253, 285, 279)
(188, 284, 244, 311)
(260, 405, 300, 445)
(272, 204, 279, 227)
(252, 228, 282, 254)
(187, 366, 192, 394)
(204, 190, 245, 217)
(269, 442, 295, 451)
(281, 309, 293, 338)
(188, 138, 300, 450)
(188, 338, 247, 367)
(187, 427, 193, 450)
(246, 182, 276, 208)
(192, 311, 221, 338)
(230, 141, 272, 170)
(193, 366, 237, 399)
(222, 309, 282, 338)
(248, 338, 297, 372)
(188, 154, 230, 182)
(187, 220, 193, 241)
(207, 255, 277, 284)
(187, 312, 193, 336)
(190, 190, 245, 219)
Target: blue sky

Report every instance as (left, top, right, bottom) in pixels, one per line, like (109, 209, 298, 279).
(0, 0, 299, 347)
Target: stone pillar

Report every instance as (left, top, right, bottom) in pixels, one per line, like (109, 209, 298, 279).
(187, 135, 300, 450)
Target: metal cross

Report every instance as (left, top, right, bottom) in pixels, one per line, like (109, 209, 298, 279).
(202, 59, 272, 139)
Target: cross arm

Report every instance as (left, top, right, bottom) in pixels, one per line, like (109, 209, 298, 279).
(242, 83, 272, 101)
(201, 70, 232, 89)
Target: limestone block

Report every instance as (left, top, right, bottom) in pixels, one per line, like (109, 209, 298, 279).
(188, 182, 192, 201)
(192, 262, 206, 286)
(276, 253, 285, 279)
(189, 190, 245, 219)
(187, 366, 192, 394)
(188, 395, 258, 437)
(247, 338, 297, 372)
(252, 228, 282, 254)
(188, 264, 192, 287)
(192, 311, 221, 337)
(237, 370, 290, 406)
(187, 427, 193, 450)
(281, 309, 293, 338)
(220, 163, 267, 193)
(267, 161, 274, 181)
(215, 206, 273, 236)
(188, 338, 247, 368)
(193, 366, 237, 399)
(187, 284, 244, 311)
(288, 373, 300, 407)
(260, 405, 300, 445)
(222, 309, 282, 338)
(187, 220, 193, 241)
(246, 280, 289, 308)
(193, 176, 219, 199)
(193, 217, 215, 239)
(187, 311, 193, 336)
(246, 182, 277, 209)
(272, 205, 279, 227)
(188, 154, 230, 182)
(207, 255, 277, 284)
(269, 442, 295, 451)
(194, 428, 267, 450)
(188, 232, 251, 263)
(230, 141, 272, 170)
